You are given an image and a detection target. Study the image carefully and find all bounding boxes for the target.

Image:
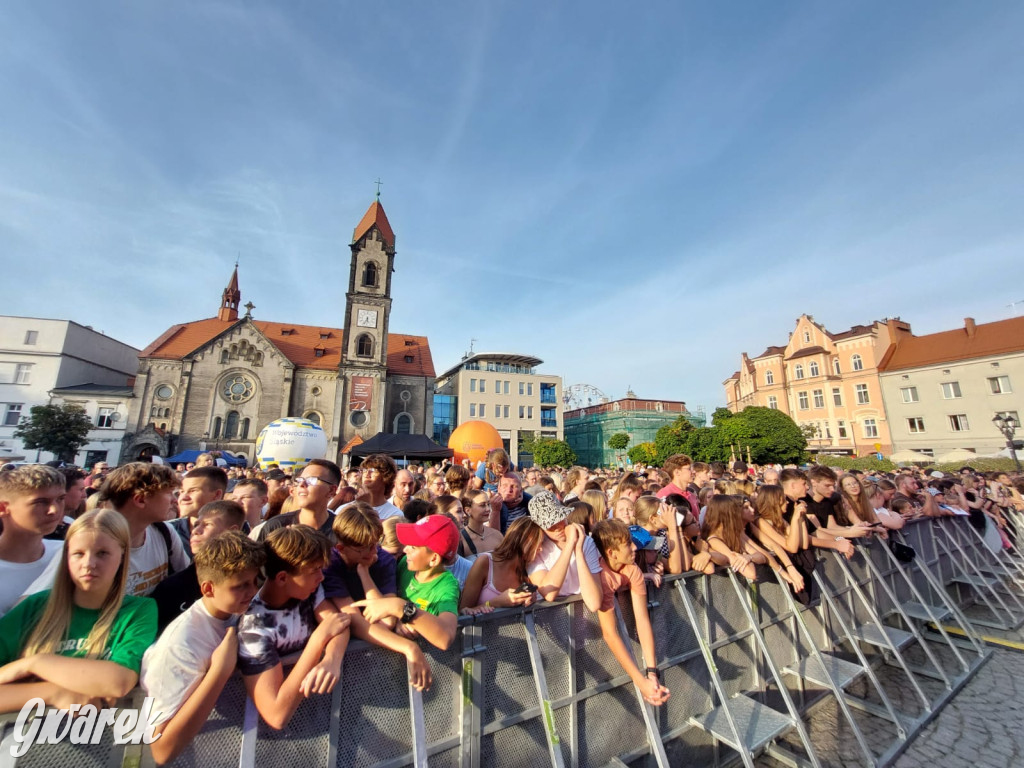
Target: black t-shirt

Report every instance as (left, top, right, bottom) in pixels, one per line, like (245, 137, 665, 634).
(802, 494, 839, 528)
(258, 510, 336, 544)
(151, 562, 201, 632)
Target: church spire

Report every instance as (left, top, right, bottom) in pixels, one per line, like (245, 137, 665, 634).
(218, 265, 241, 322)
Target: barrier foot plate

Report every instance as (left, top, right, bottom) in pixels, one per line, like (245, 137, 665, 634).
(784, 653, 864, 689)
(950, 575, 999, 588)
(899, 602, 951, 622)
(851, 623, 915, 650)
(688, 693, 794, 753)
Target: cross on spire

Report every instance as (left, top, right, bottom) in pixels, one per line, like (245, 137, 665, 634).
(375, 178, 383, 200)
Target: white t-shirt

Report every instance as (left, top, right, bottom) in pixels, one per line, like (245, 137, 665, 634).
(125, 523, 191, 597)
(446, 554, 474, 590)
(248, 520, 267, 541)
(140, 599, 237, 726)
(375, 500, 403, 521)
(527, 536, 602, 599)
(0, 540, 63, 617)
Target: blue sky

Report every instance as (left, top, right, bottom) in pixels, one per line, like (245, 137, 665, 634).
(2, 1, 1023, 415)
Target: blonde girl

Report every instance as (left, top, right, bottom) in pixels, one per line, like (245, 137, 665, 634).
(0, 509, 157, 713)
(581, 489, 608, 521)
(633, 495, 688, 576)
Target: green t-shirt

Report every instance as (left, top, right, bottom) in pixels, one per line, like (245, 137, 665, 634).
(0, 591, 157, 673)
(396, 557, 459, 616)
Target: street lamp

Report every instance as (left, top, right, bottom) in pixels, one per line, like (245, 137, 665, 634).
(991, 413, 1022, 473)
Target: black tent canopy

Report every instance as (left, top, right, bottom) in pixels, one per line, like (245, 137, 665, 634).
(348, 433, 453, 461)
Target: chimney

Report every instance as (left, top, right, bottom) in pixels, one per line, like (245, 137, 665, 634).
(964, 318, 976, 338)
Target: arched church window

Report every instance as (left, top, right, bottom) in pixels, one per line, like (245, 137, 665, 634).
(394, 413, 412, 434)
(362, 261, 378, 287)
(224, 411, 239, 440)
(212, 417, 222, 439)
(357, 334, 373, 357)
(241, 418, 251, 440)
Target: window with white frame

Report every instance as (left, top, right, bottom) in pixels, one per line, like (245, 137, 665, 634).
(519, 405, 525, 419)
(504, 405, 509, 418)
(852, 354, 863, 371)
(767, 396, 778, 409)
(833, 358, 841, 375)
(479, 379, 485, 393)
(824, 422, 833, 439)
(23, 331, 38, 345)
(809, 361, 820, 377)
(519, 382, 524, 395)
(907, 417, 925, 433)
(528, 406, 534, 419)
(495, 405, 501, 418)
(798, 391, 809, 410)
(856, 384, 870, 404)
(495, 379, 500, 393)
(3, 404, 22, 426)
(900, 386, 919, 403)
(794, 364, 804, 380)
(504, 381, 510, 395)
(14, 364, 32, 384)
(989, 376, 1012, 395)
(97, 407, 115, 428)
(470, 403, 476, 418)
(949, 414, 970, 431)
(941, 381, 962, 399)
(837, 420, 848, 438)
(803, 331, 811, 343)
(862, 419, 878, 438)
(813, 389, 824, 408)
(766, 370, 774, 385)
(527, 383, 533, 396)
(832, 388, 843, 406)
(470, 378, 476, 393)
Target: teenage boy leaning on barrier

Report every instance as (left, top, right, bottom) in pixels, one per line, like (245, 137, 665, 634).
(590, 519, 671, 707)
(352, 515, 460, 652)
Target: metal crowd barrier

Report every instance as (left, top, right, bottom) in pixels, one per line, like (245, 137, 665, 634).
(0, 518, 1008, 768)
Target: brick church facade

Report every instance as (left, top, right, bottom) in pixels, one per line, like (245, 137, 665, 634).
(122, 201, 435, 465)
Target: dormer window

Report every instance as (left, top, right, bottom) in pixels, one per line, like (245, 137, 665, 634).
(404, 355, 414, 363)
(314, 347, 325, 358)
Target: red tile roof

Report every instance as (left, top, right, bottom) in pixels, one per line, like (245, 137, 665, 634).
(879, 316, 1024, 372)
(787, 345, 827, 360)
(755, 345, 786, 359)
(352, 201, 395, 248)
(141, 317, 434, 377)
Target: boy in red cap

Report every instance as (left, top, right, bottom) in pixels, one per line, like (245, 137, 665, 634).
(352, 515, 459, 650)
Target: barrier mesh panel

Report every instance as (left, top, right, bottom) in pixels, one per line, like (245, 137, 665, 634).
(255, 669, 332, 768)
(479, 717, 550, 768)
(655, 580, 699, 661)
(574, 601, 621, 689)
(534, 605, 573, 702)
(168, 675, 248, 768)
(18, 726, 119, 768)
(577, 685, 647, 767)
(706, 573, 746, 645)
(427, 744, 460, 767)
(420, 644, 461, 747)
(480, 618, 538, 725)
(334, 644, 413, 768)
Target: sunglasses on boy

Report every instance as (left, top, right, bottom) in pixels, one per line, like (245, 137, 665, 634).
(294, 475, 336, 489)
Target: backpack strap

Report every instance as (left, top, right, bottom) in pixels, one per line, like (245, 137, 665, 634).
(153, 522, 179, 577)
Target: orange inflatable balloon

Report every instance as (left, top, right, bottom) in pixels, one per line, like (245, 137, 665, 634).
(448, 420, 504, 466)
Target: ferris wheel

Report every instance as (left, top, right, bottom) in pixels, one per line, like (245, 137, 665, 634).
(562, 383, 608, 411)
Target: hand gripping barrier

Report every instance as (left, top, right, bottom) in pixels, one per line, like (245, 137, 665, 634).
(0, 518, 1001, 768)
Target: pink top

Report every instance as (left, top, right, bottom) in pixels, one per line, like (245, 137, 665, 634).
(478, 553, 504, 605)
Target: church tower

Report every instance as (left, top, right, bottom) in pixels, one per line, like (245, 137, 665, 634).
(218, 266, 241, 322)
(337, 199, 396, 444)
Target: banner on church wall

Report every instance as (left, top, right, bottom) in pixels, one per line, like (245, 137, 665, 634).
(350, 377, 373, 411)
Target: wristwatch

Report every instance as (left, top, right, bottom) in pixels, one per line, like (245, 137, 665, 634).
(400, 601, 418, 624)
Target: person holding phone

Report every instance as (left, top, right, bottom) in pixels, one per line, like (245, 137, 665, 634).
(458, 518, 541, 615)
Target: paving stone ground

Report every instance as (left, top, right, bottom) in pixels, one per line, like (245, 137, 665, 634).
(752, 642, 1024, 768)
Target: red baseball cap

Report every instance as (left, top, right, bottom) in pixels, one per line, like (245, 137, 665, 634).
(396, 515, 459, 561)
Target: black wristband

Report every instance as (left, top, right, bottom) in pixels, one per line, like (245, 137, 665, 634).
(645, 666, 660, 679)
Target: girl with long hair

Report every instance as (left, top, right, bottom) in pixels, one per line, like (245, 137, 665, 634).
(700, 495, 770, 581)
(838, 474, 879, 526)
(459, 518, 542, 615)
(0, 509, 157, 712)
(581, 489, 608, 521)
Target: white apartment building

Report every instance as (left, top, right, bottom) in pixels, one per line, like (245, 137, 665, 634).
(0, 317, 139, 467)
(435, 353, 563, 466)
(879, 316, 1024, 459)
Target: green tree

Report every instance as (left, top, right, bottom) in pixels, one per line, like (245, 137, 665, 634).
(14, 403, 93, 462)
(711, 407, 735, 426)
(653, 415, 695, 463)
(730, 407, 807, 465)
(518, 430, 539, 456)
(607, 433, 630, 451)
(627, 442, 658, 465)
(532, 439, 577, 468)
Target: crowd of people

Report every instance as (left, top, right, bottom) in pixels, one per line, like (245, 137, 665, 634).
(0, 449, 1021, 764)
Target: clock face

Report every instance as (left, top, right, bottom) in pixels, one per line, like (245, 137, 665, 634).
(356, 309, 378, 328)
